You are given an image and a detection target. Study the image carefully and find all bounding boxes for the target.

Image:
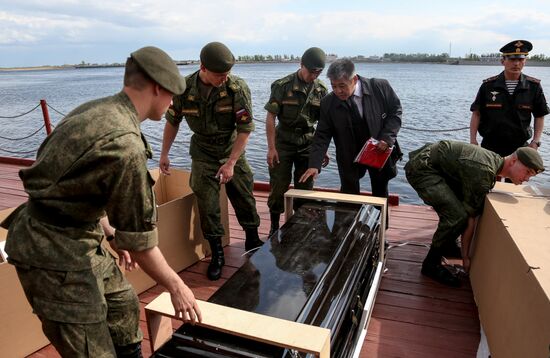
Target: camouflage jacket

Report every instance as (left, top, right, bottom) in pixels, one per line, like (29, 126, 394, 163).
(264, 71, 328, 133)
(1, 92, 158, 271)
(166, 71, 255, 162)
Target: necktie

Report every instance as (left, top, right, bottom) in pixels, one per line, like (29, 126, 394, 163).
(346, 97, 362, 125)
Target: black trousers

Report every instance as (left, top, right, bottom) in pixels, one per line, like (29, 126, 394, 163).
(338, 159, 397, 197)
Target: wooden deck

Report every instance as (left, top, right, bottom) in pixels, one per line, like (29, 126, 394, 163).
(0, 162, 480, 358)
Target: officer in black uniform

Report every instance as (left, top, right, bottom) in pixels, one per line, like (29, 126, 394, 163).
(470, 40, 549, 156)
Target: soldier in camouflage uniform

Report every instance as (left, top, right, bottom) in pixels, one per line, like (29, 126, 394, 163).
(160, 42, 262, 281)
(1, 47, 202, 357)
(264, 47, 329, 235)
(405, 140, 544, 287)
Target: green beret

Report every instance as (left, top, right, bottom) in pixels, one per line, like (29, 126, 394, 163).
(200, 42, 235, 73)
(516, 146, 544, 173)
(131, 46, 186, 95)
(301, 47, 326, 71)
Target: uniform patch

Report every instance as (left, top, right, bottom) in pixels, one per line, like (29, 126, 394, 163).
(282, 99, 300, 105)
(216, 105, 233, 113)
(236, 108, 251, 123)
(518, 104, 533, 110)
(486, 104, 503, 108)
(182, 109, 200, 116)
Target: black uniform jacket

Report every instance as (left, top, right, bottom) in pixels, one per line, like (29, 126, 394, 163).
(309, 76, 402, 171)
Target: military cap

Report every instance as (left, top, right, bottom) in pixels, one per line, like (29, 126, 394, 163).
(301, 47, 326, 71)
(516, 146, 544, 173)
(200, 42, 235, 73)
(500, 40, 533, 59)
(130, 46, 186, 95)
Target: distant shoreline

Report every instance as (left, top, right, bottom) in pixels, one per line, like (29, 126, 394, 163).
(3, 59, 550, 72)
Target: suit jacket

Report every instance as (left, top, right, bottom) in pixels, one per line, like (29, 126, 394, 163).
(309, 76, 402, 171)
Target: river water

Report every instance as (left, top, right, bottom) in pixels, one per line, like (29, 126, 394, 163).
(1, 63, 549, 204)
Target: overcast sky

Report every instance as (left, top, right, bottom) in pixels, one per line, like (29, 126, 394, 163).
(1, 0, 550, 67)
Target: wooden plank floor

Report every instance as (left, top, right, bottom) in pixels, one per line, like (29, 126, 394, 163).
(0, 162, 480, 357)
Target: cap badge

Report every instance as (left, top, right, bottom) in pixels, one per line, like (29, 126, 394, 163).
(514, 41, 524, 48)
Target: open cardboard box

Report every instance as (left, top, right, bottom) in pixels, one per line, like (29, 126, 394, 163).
(120, 168, 230, 294)
(0, 207, 50, 357)
(470, 182, 550, 358)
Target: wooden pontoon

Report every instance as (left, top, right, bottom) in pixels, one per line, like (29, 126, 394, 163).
(0, 161, 480, 358)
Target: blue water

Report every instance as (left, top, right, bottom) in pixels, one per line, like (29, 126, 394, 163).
(1, 63, 549, 204)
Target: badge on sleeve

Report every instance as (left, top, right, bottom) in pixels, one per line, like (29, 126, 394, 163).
(235, 108, 251, 123)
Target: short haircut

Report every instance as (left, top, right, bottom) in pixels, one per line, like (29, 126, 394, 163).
(327, 58, 356, 81)
(123, 57, 154, 90)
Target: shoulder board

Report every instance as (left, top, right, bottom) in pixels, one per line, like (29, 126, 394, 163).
(273, 73, 294, 87)
(525, 75, 541, 83)
(315, 79, 328, 91)
(482, 75, 499, 83)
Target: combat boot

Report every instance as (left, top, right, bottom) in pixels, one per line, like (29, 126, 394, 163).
(207, 236, 224, 281)
(245, 227, 264, 252)
(114, 342, 142, 358)
(269, 212, 280, 237)
(421, 246, 460, 287)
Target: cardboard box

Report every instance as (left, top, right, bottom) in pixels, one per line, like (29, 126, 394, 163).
(123, 168, 230, 293)
(470, 182, 550, 358)
(0, 208, 50, 357)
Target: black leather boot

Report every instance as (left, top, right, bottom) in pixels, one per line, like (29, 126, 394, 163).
(245, 227, 263, 252)
(269, 212, 280, 237)
(207, 237, 224, 281)
(421, 246, 460, 287)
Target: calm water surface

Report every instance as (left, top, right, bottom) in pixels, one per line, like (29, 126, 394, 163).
(1, 63, 549, 204)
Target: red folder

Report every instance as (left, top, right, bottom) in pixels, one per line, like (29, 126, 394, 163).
(354, 138, 393, 169)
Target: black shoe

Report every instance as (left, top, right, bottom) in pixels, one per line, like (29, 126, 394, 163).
(441, 243, 462, 258)
(421, 262, 461, 287)
(245, 228, 264, 252)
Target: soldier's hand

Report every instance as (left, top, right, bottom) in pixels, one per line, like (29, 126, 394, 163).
(108, 240, 139, 272)
(299, 168, 319, 183)
(216, 163, 234, 184)
(160, 154, 171, 175)
(267, 148, 280, 168)
(462, 257, 471, 274)
(171, 282, 202, 324)
(118, 250, 139, 272)
(470, 139, 479, 146)
(322, 153, 330, 168)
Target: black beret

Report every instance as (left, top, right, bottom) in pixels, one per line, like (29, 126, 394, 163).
(200, 42, 235, 73)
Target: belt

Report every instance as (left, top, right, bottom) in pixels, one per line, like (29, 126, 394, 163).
(193, 133, 233, 145)
(278, 126, 314, 135)
(27, 200, 99, 228)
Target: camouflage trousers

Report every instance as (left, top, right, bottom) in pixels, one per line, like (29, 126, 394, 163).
(267, 145, 313, 214)
(191, 157, 260, 237)
(404, 145, 468, 248)
(15, 250, 141, 357)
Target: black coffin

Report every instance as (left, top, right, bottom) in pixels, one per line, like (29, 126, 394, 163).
(153, 200, 382, 358)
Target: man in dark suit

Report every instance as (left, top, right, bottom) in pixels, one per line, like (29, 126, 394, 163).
(300, 58, 402, 198)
